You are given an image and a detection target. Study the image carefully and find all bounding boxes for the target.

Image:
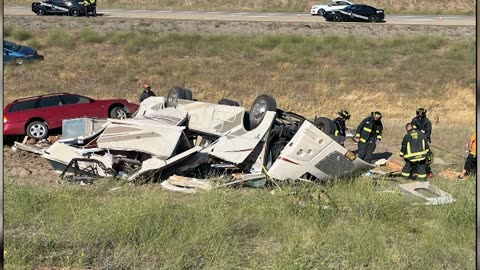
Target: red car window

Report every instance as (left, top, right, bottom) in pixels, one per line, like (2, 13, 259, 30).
(9, 99, 38, 112)
(60, 95, 90, 105)
(38, 96, 62, 108)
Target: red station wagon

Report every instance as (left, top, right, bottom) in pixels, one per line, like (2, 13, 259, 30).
(4, 93, 138, 140)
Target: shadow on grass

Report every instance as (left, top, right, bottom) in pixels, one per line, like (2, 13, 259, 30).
(372, 151, 393, 160)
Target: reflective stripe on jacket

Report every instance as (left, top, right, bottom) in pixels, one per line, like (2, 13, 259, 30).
(333, 117, 346, 137)
(399, 128, 429, 161)
(411, 117, 432, 139)
(355, 116, 383, 143)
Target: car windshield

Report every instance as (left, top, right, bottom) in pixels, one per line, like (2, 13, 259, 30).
(326, 0, 346, 4)
(3, 41, 21, 52)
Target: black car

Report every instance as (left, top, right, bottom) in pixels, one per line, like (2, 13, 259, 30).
(31, 0, 92, 16)
(323, 4, 385, 23)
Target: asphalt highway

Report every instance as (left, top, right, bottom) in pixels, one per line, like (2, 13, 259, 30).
(4, 6, 476, 26)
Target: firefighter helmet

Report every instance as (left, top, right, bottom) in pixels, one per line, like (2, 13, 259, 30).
(416, 108, 427, 117)
(371, 111, 382, 120)
(338, 110, 351, 120)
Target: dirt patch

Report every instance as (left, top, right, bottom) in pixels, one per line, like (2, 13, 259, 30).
(5, 15, 475, 39)
(4, 146, 61, 185)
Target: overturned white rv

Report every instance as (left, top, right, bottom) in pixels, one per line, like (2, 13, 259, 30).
(42, 87, 374, 183)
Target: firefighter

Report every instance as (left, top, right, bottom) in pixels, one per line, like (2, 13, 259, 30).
(139, 83, 156, 103)
(399, 123, 430, 181)
(89, 0, 96, 17)
(83, 0, 90, 16)
(355, 111, 383, 164)
(333, 110, 351, 146)
(411, 108, 433, 177)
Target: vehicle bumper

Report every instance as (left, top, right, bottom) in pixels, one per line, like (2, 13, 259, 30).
(126, 103, 139, 114)
(3, 122, 26, 136)
(323, 14, 334, 20)
(18, 54, 44, 63)
(31, 2, 39, 12)
(27, 53, 44, 61)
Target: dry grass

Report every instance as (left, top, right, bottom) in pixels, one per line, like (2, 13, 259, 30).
(3, 27, 475, 168)
(4, 0, 476, 14)
(4, 29, 475, 126)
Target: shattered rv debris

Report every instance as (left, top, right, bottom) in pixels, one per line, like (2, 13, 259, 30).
(398, 181, 456, 205)
(35, 88, 375, 185)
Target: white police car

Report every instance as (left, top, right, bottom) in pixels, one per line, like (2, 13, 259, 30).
(310, 0, 352, 16)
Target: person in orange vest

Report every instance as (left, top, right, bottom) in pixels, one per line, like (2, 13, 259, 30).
(457, 132, 476, 180)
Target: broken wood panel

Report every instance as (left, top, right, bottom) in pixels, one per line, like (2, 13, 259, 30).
(161, 181, 197, 193)
(166, 175, 212, 190)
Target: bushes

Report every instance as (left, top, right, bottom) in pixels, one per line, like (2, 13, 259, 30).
(4, 25, 32, 40)
(110, 30, 159, 53)
(79, 28, 105, 43)
(46, 28, 75, 48)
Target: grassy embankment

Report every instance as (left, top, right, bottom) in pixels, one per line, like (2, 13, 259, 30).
(4, 0, 476, 15)
(5, 177, 476, 269)
(4, 25, 476, 268)
(4, 25, 476, 129)
(4, 24, 476, 164)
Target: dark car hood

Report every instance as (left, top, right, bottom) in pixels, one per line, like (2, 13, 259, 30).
(18, 46, 37, 56)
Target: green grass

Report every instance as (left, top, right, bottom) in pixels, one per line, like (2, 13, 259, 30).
(79, 28, 106, 44)
(46, 28, 75, 48)
(4, 177, 475, 269)
(10, 26, 32, 41)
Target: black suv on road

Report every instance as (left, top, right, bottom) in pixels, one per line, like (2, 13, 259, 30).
(32, 0, 92, 16)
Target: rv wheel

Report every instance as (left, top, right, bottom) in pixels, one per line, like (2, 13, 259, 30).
(313, 117, 336, 135)
(249, 94, 277, 129)
(166, 86, 193, 107)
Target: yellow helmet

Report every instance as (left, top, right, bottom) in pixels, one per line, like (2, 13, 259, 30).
(338, 110, 351, 120)
(416, 108, 427, 117)
(371, 111, 382, 120)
